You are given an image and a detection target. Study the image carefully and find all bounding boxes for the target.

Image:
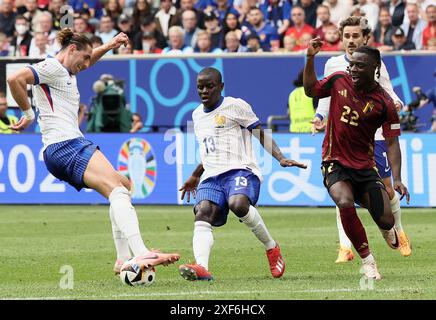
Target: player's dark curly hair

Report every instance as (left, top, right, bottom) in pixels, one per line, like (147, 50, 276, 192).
(354, 45, 382, 78)
(57, 28, 92, 51)
(199, 67, 223, 83)
(338, 16, 372, 39)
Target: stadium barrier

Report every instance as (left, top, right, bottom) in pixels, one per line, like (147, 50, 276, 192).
(0, 132, 434, 207)
(1, 52, 436, 132)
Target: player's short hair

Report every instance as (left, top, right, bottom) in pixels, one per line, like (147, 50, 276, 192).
(354, 45, 381, 67)
(339, 16, 371, 38)
(198, 67, 222, 83)
(57, 28, 92, 51)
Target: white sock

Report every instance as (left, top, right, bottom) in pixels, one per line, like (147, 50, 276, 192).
(362, 253, 375, 264)
(240, 206, 276, 250)
(109, 186, 148, 256)
(390, 195, 403, 232)
(109, 206, 131, 261)
(193, 221, 213, 270)
(336, 206, 352, 248)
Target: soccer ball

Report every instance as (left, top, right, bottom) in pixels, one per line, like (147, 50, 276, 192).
(119, 258, 156, 286)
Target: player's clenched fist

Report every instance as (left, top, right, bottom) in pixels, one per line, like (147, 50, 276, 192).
(307, 37, 323, 57)
(110, 32, 130, 49)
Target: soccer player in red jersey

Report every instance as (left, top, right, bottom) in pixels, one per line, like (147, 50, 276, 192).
(303, 38, 410, 280)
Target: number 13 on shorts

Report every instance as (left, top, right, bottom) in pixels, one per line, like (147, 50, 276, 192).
(235, 176, 248, 188)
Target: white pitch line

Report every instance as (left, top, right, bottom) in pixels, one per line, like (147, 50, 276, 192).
(1, 287, 414, 300)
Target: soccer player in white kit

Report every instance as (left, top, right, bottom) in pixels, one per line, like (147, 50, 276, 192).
(7, 29, 180, 274)
(311, 17, 412, 263)
(178, 67, 307, 281)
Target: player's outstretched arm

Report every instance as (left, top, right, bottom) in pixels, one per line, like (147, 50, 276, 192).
(252, 124, 307, 169)
(386, 136, 410, 204)
(7, 67, 36, 130)
(179, 164, 204, 202)
(89, 32, 129, 67)
(303, 37, 323, 98)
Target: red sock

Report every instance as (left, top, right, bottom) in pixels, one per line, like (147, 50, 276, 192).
(339, 207, 370, 258)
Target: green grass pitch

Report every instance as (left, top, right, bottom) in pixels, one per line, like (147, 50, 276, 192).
(0, 205, 435, 300)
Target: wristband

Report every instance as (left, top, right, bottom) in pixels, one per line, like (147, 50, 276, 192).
(23, 108, 35, 121)
(315, 113, 324, 121)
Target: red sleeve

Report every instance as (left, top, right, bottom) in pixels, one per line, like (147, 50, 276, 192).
(311, 71, 347, 99)
(422, 28, 429, 47)
(382, 98, 401, 138)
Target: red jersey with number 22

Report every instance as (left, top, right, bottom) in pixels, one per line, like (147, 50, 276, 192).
(312, 71, 401, 170)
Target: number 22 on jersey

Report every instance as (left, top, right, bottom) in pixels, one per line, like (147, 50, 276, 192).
(340, 105, 359, 126)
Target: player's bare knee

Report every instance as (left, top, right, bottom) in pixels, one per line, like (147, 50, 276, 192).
(194, 201, 216, 225)
(228, 196, 250, 217)
(194, 211, 213, 224)
(335, 198, 354, 209)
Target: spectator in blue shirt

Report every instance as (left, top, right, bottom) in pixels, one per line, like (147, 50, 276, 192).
(212, 0, 240, 25)
(242, 7, 280, 51)
(260, 0, 291, 36)
(69, 0, 103, 19)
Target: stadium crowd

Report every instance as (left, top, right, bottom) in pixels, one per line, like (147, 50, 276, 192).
(0, 0, 434, 57)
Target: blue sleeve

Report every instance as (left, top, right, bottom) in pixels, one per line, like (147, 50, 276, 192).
(283, 0, 292, 20)
(27, 66, 39, 85)
(247, 120, 261, 131)
(259, 2, 269, 17)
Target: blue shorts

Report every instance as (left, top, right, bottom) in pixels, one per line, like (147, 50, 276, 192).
(195, 169, 261, 227)
(43, 137, 98, 191)
(374, 140, 391, 179)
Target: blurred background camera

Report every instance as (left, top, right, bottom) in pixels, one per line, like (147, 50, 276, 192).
(400, 86, 429, 132)
(87, 74, 132, 133)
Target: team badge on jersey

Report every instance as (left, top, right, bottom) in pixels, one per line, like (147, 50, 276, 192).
(363, 101, 375, 113)
(214, 114, 226, 128)
(117, 138, 157, 199)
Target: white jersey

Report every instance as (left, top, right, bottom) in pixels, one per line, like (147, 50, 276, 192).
(316, 54, 403, 141)
(192, 96, 262, 182)
(29, 57, 83, 149)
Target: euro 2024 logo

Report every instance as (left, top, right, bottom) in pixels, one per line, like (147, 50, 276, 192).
(117, 138, 157, 199)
